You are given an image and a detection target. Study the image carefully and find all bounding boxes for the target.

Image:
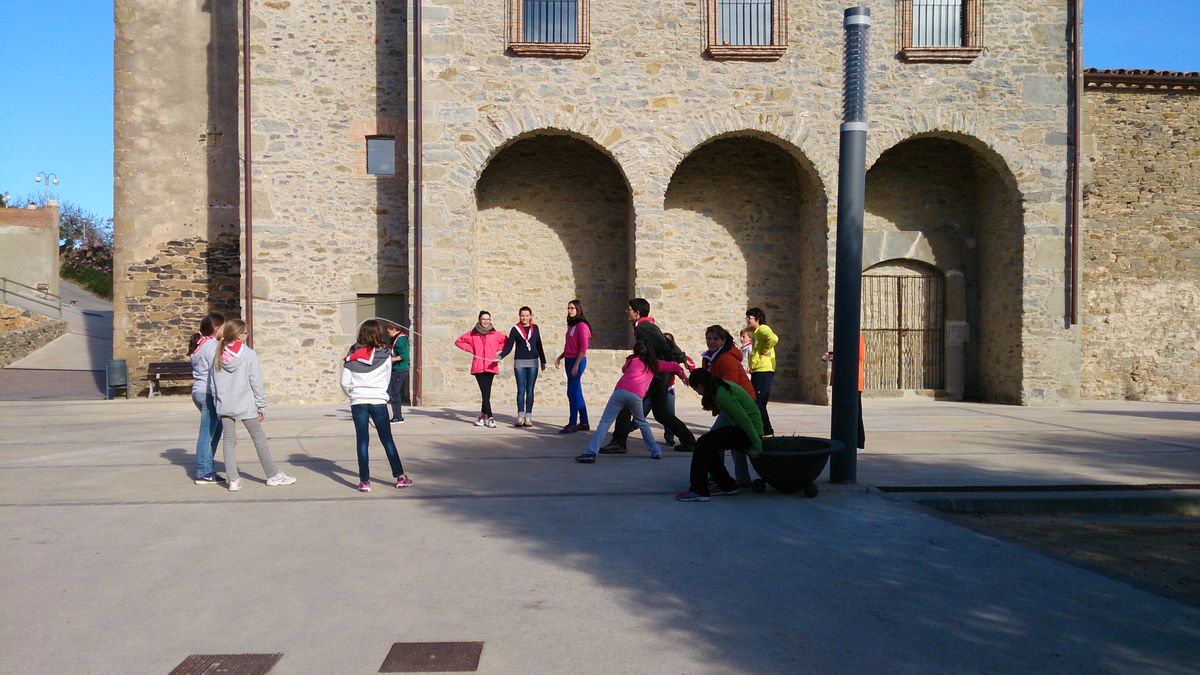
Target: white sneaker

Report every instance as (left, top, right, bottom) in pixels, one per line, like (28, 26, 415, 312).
(266, 473, 296, 486)
(485, 417, 497, 428)
(228, 479, 241, 492)
(474, 415, 486, 427)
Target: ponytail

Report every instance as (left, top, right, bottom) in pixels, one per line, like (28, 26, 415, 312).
(187, 332, 203, 356)
(219, 319, 247, 355)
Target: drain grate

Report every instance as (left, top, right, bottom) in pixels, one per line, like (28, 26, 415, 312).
(878, 483, 1200, 493)
(170, 654, 282, 675)
(379, 642, 484, 673)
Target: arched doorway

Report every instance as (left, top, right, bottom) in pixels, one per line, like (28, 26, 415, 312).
(862, 259, 945, 391)
(474, 133, 632, 348)
(865, 134, 1022, 402)
(664, 134, 827, 403)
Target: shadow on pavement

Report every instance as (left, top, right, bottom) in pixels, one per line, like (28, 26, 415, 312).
(0, 368, 105, 401)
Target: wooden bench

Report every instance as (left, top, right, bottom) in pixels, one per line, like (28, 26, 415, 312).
(148, 361, 193, 397)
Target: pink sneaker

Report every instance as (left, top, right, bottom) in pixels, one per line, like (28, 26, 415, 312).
(357, 482, 371, 492)
(395, 475, 414, 489)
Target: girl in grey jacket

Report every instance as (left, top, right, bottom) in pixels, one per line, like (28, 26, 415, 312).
(210, 319, 296, 492)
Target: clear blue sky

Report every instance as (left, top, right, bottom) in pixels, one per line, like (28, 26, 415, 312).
(0, 0, 1196, 225)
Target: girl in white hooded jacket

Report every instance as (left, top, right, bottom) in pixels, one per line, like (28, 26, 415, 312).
(210, 319, 296, 492)
(341, 320, 413, 492)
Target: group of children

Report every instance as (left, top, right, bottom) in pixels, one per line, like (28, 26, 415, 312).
(185, 300, 782, 502)
(188, 314, 411, 493)
(188, 313, 296, 492)
(454, 301, 592, 431)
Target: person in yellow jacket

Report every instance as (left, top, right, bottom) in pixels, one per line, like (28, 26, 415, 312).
(745, 307, 778, 436)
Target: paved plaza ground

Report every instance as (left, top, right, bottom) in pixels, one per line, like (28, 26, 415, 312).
(1, 397, 1198, 673)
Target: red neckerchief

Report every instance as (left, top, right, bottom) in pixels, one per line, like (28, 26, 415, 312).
(514, 322, 535, 351)
(634, 316, 655, 327)
(344, 345, 375, 364)
(221, 340, 244, 365)
(197, 335, 215, 348)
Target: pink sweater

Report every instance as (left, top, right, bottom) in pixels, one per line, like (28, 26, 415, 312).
(561, 322, 591, 359)
(615, 358, 684, 398)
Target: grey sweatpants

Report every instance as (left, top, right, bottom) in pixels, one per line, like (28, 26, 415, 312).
(220, 416, 278, 483)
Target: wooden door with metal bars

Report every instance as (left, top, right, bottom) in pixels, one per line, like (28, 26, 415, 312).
(861, 273, 945, 390)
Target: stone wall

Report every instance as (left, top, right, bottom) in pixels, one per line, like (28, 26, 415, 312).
(121, 237, 241, 387)
(245, 0, 410, 403)
(1081, 86, 1200, 401)
(116, 0, 1081, 405)
(0, 306, 67, 368)
(416, 0, 1077, 406)
(113, 0, 242, 396)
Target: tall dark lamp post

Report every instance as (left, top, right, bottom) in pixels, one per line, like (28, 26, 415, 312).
(829, 6, 870, 484)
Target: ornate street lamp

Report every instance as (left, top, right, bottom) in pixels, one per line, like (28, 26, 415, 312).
(34, 171, 60, 202)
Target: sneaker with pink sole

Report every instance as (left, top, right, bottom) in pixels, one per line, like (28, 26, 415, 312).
(395, 475, 414, 489)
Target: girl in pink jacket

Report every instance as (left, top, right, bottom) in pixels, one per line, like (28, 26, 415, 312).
(575, 338, 686, 463)
(455, 310, 507, 427)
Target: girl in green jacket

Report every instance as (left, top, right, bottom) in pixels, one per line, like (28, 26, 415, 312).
(676, 368, 764, 502)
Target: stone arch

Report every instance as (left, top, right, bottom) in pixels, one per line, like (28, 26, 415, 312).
(867, 116, 1028, 195)
(473, 131, 633, 349)
(461, 109, 644, 195)
(667, 114, 834, 196)
(865, 132, 1023, 403)
(662, 131, 829, 403)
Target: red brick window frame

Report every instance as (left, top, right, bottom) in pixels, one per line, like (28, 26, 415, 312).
(507, 0, 590, 58)
(705, 0, 787, 61)
(350, 118, 404, 179)
(897, 0, 984, 63)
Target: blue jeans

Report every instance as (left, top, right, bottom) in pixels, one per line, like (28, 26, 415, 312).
(191, 390, 223, 477)
(565, 357, 588, 425)
(514, 366, 539, 415)
(351, 403, 404, 483)
(588, 388, 661, 456)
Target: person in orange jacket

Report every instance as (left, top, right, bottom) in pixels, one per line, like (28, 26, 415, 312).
(701, 324, 759, 486)
(823, 333, 866, 449)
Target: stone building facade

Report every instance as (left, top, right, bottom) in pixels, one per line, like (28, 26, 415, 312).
(115, 0, 1124, 406)
(1080, 70, 1200, 401)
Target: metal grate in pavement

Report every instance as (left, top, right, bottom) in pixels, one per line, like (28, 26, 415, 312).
(379, 642, 484, 672)
(169, 653, 282, 674)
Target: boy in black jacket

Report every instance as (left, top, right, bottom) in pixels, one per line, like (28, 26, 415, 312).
(600, 298, 697, 453)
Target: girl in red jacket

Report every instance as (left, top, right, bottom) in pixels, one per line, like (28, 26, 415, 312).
(702, 324, 758, 486)
(455, 310, 507, 427)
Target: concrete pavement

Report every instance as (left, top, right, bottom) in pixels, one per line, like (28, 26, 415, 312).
(1, 398, 1198, 673)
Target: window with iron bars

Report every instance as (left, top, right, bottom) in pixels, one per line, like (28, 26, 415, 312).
(507, 0, 590, 57)
(896, 0, 984, 63)
(706, 0, 787, 61)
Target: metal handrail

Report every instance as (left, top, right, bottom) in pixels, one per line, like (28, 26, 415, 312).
(0, 277, 63, 319)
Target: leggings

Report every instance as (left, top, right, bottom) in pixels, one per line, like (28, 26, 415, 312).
(474, 372, 495, 416)
(220, 416, 279, 483)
